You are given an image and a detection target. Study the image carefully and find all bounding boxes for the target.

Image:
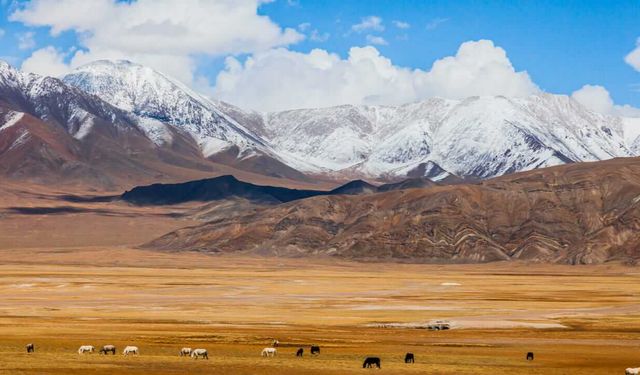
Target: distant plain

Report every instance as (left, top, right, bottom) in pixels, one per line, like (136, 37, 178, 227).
(0, 183, 639, 374)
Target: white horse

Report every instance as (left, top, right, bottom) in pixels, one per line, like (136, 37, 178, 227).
(272, 339, 279, 347)
(180, 347, 192, 356)
(626, 369, 640, 375)
(191, 348, 208, 359)
(123, 346, 139, 355)
(261, 347, 277, 357)
(78, 345, 94, 354)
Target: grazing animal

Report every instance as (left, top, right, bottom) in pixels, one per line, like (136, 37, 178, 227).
(191, 348, 208, 360)
(626, 369, 640, 375)
(78, 345, 95, 354)
(363, 357, 381, 368)
(25, 343, 34, 353)
(404, 352, 415, 363)
(526, 352, 534, 361)
(262, 347, 277, 357)
(180, 347, 192, 357)
(99, 345, 116, 355)
(123, 346, 138, 355)
(272, 339, 279, 347)
(296, 348, 304, 357)
(310, 345, 320, 355)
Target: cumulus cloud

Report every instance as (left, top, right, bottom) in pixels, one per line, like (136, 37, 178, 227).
(17, 31, 36, 50)
(366, 35, 387, 46)
(21, 46, 72, 77)
(214, 39, 539, 111)
(572, 84, 640, 117)
(310, 30, 330, 42)
(10, 0, 303, 85)
(626, 37, 640, 71)
(351, 16, 384, 33)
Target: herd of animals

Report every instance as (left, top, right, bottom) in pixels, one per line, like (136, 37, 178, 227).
(21, 341, 640, 372)
(21, 340, 561, 370)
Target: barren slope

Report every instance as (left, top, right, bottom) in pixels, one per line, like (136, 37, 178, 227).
(145, 157, 640, 264)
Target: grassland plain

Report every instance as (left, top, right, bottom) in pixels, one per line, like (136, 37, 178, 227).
(0, 248, 639, 374)
(1, 184, 639, 374)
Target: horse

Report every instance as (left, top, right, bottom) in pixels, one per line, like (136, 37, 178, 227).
(296, 348, 304, 357)
(25, 343, 34, 353)
(272, 339, 279, 347)
(404, 352, 414, 363)
(363, 357, 381, 368)
(99, 345, 116, 355)
(310, 345, 320, 355)
(626, 368, 640, 375)
(180, 347, 192, 357)
(78, 345, 95, 354)
(191, 348, 208, 360)
(123, 346, 138, 355)
(262, 347, 277, 357)
(526, 352, 534, 361)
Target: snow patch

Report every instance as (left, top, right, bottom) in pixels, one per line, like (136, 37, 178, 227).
(0, 111, 25, 131)
(137, 117, 173, 146)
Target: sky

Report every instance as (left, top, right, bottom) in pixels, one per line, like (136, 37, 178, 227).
(0, 0, 639, 115)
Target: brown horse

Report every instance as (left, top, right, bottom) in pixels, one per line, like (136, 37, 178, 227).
(404, 352, 414, 363)
(26, 343, 34, 353)
(296, 348, 303, 357)
(310, 345, 320, 355)
(363, 357, 381, 368)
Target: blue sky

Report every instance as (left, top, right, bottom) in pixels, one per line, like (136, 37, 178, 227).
(0, 0, 639, 113)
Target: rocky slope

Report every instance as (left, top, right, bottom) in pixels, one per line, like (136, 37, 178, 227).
(144, 157, 640, 264)
(250, 95, 634, 179)
(62, 60, 308, 180)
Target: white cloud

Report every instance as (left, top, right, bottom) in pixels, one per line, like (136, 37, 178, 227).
(20, 46, 72, 77)
(213, 39, 539, 112)
(392, 20, 410, 29)
(572, 84, 640, 117)
(11, 0, 303, 86)
(426, 17, 449, 30)
(625, 37, 640, 71)
(351, 16, 384, 33)
(297, 22, 311, 32)
(17, 31, 36, 50)
(366, 35, 387, 46)
(310, 29, 330, 42)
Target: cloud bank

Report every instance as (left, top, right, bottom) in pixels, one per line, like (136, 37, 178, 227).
(11, 0, 303, 84)
(214, 40, 539, 112)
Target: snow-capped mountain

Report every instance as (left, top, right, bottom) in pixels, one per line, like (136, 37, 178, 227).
(3, 58, 639, 185)
(247, 94, 634, 180)
(62, 60, 268, 157)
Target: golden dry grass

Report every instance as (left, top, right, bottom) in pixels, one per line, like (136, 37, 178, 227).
(0, 250, 639, 374)
(1, 184, 640, 374)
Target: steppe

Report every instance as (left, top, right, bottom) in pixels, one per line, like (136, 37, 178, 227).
(0, 182, 639, 374)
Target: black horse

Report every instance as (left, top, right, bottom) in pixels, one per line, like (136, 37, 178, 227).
(404, 352, 414, 363)
(26, 343, 34, 353)
(310, 345, 320, 355)
(296, 348, 304, 357)
(526, 352, 534, 361)
(99, 345, 116, 355)
(363, 357, 381, 368)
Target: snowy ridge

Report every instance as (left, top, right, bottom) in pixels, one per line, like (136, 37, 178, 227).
(10, 58, 633, 181)
(62, 60, 272, 158)
(253, 94, 635, 179)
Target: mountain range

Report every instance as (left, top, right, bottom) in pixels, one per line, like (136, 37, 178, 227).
(3, 59, 640, 264)
(3, 59, 639, 187)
